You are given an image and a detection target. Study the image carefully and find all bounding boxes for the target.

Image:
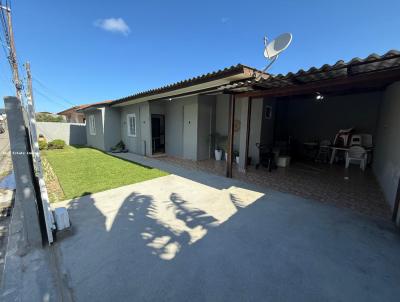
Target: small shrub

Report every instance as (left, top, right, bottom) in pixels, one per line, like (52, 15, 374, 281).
(39, 140, 48, 150)
(48, 139, 66, 150)
(111, 140, 126, 152)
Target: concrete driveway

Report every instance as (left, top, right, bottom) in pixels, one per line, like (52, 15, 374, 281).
(55, 161, 400, 302)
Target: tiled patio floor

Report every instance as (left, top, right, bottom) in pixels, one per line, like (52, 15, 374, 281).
(158, 156, 391, 220)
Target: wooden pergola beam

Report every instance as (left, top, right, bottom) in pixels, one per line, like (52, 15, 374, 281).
(243, 97, 252, 172)
(238, 68, 400, 99)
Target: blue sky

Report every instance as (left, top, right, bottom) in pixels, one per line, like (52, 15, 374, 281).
(1, 0, 399, 112)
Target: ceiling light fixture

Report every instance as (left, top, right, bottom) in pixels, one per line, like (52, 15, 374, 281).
(315, 92, 324, 101)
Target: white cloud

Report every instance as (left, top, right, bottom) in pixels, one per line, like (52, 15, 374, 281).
(94, 18, 131, 36)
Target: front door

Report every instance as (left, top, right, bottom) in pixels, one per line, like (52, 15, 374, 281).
(151, 114, 165, 154)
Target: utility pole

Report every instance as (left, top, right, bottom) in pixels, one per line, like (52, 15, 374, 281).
(25, 61, 35, 107)
(1, 3, 23, 102)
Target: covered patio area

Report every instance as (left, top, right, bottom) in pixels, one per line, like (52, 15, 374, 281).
(158, 156, 391, 219)
(218, 50, 400, 222)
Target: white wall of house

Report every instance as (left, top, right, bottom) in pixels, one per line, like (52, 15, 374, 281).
(140, 102, 152, 156)
(86, 108, 105, 150)
(104, 107, 122, 151)
(165, 99, 184, 157)
(197, 96, 214, 160)
(274, 91, 382, 143)
(183, 101, 198, 160)
(114, 94, 263, 164)
(117, 96, 200, 159)
(150, 102, 165, 115)
(121, 102, 150, 155)
(164, 96, 199, 160)
(373, 81, 400, 221)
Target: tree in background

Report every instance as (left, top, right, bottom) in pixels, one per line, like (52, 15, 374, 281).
(36, 112, 65, 123)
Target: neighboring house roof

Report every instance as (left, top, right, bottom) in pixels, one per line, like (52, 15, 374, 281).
(58, 105, 87, 115)
(76, 100, 113, 112)
(220, 50, 400, 95)
(110, 64, 266, 107)
(59, 100, 113, 114)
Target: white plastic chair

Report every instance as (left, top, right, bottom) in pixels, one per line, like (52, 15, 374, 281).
(349, 135, 362, 146)
(360, 134, 373, 148)
(345, 146, 367, 171)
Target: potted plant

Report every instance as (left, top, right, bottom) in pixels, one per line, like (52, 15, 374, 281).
(234, 150, 240, 164)
(215, 148, 223, 161)
(210, 133, 227, 161)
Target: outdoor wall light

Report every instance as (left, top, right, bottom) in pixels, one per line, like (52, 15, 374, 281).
(315, 92, 324, 101)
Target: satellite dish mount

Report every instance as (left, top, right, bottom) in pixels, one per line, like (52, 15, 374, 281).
(261, 33, 292, 74)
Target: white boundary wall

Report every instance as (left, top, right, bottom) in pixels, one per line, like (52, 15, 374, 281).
(37, 122, 86, 145)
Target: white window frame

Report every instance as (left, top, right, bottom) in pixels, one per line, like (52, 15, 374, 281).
(127, 113, 137, 137)
(89, 115, 96, 135)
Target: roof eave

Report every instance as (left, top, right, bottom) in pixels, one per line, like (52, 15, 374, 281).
(111, 64, 265, 107)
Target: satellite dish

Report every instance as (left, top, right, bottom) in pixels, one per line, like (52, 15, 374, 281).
(260, 33, 293, 74)
(264, 33, 292, 59)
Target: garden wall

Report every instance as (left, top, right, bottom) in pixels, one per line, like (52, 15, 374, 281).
(36, 122, 87, 145)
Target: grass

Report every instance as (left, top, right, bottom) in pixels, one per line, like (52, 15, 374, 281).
(0, 170, 11, 179)
(41, 146, 168, 201)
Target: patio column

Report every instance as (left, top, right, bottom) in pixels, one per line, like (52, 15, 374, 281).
(238, 97, 252, 172)
(225, 94, 235, 178)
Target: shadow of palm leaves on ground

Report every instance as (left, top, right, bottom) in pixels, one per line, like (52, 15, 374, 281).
(117, 192, 219, 260)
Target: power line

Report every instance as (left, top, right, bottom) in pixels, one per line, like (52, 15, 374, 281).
(0, 0, 74, 112)
(0, 1, 23, 102)
(33, 87, 69, 109)
(31, 76, 76, 107)
(0, 1, 12, 73)
(0, 2, 10, 46)
(32, 87, 71, 111)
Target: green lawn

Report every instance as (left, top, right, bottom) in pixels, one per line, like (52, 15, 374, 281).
(42, 146, 168, 201)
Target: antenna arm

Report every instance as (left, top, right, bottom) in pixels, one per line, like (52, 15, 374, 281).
(261, 55, 278, 74)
